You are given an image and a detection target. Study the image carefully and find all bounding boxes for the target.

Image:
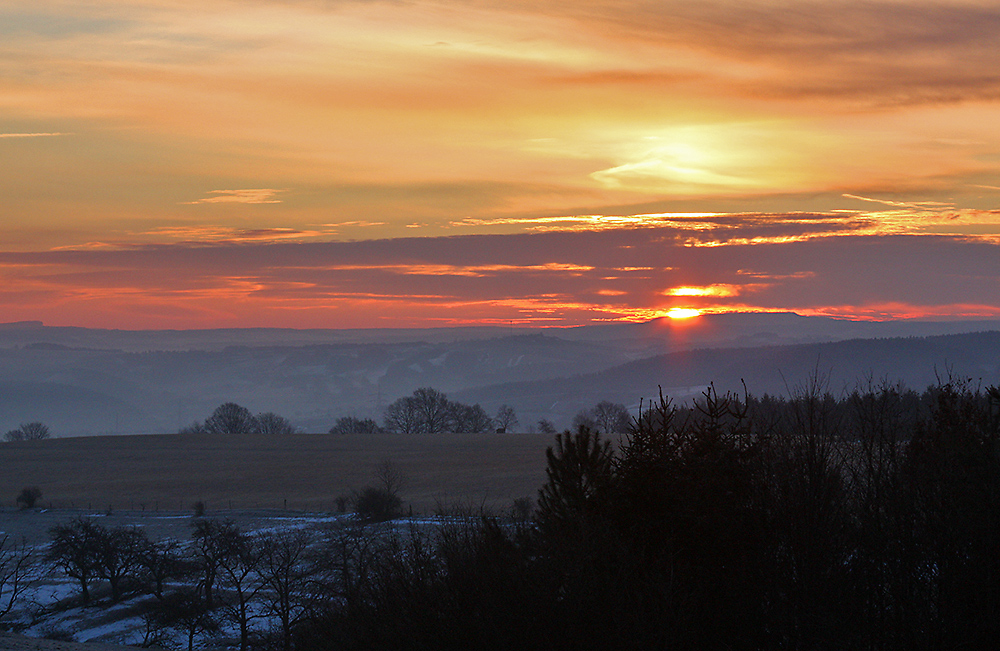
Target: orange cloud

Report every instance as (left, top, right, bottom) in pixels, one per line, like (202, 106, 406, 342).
(183, 189, 284, 204)
(665, 284, 741, 298)
(0, 132, 71, 138)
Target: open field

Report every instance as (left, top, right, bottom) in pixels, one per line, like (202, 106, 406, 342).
(0, 431, 557, 517)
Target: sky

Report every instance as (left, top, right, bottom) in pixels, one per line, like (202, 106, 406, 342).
(2, 0, 1000, 329)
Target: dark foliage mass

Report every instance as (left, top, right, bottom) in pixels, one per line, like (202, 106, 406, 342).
(297, 377, 1000, 651)
(16, 486, 42, 509)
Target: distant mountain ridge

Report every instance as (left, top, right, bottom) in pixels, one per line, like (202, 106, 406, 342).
(454, 330, 1000, 427)
(0, 314, 997, 437)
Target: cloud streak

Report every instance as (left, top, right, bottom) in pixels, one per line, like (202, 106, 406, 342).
(183, 189, 284, 204)
(0, 132, 70, 138)
(1, 217, 998, 328)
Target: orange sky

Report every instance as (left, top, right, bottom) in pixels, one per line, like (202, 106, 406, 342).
(2, 0, 1000, 328)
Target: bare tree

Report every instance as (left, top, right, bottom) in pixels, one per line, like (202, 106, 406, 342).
(138, 537, 187, 601)
(204, 403, 257, 434)
(154, 588, 219, 651)
(4, 422, 50, 442)
(0, 536, 36, 620)
(449, 403, 494, 433)
(495, 405, 519, 432)
(257, 529, 323, 651)
(92, 526, 147, 602)
(216, 525, 264, 651)
(412, 387, 452, 433)
(48, 518, 101, 603)
(383, 396, 420, 434)
(255, 412, 295, 435)
(591, 401, 631, 434)
(537, 419, 557, 435)
(191, 519, 242, 609)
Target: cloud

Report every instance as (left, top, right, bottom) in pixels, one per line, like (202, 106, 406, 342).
(183, 189, 284, 205)
(0, 132, 70, 138)
(1, 215, 998, 328)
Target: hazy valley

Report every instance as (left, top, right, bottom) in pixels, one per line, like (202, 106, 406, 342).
(1, 314, 998, 437)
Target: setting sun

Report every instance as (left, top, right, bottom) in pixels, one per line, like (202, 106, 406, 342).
(665, 308, 703, 320)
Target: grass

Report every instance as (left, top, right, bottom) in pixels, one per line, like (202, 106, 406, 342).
(0, 430, 556, 515)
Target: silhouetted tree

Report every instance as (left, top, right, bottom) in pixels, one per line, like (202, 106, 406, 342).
(4, 422, 50, 441)
(537, 419, 556, 434)
(215, 524, 264, 651)
(0, 535, 36, 620)
(536, 426, 614, 541)
(91, 526, 147, 602)
(411, 387, 452, 433)
(570, 409, 596, 432)
(591, 400, 631, 434)
(354, 460, 405, 522)
(256, 412, 296, 435)
(450, 403, 494, 433)
(384, 388, 488, 434)
(258, 529, 323, 651)
(153, 588, 219, 651)
(204, 403, 257, 434)
(383, 396, 421, 434)
(178, 421, 207, 434)
(191, 519, 242, 609)
(495, 405, 518, 432)
(329, 416, 382, 435)
(138, 537, 187, 601)
(48, 518, 101, 603)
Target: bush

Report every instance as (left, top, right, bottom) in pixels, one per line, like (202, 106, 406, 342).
(16, 486, 42, 509)
(353, 487, 402, 522)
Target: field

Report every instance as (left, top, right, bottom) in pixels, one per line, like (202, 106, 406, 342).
(0, 430, 560, 648)
(0, 430, 557, 519)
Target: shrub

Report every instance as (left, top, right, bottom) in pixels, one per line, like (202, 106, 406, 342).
(16, 486, 42, 509)
(353, 487, 402, 522)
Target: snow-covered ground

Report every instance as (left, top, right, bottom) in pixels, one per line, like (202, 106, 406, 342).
(0, 509, 397, 649)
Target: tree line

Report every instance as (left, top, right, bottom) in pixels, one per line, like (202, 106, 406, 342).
(331, 387, 520, 435)
(179, 403, 296, 435)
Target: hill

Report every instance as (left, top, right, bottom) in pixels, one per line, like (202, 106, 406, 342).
(454, 330, 1000, 425)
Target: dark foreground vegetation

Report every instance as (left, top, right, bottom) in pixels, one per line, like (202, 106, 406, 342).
(299, 377, 1000, 651)
(3, 376, 998, 650)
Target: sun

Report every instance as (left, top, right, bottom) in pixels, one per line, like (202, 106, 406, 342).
(665, 307, 702, 320)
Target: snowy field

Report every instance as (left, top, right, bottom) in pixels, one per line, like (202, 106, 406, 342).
(0, 508, 439, 649)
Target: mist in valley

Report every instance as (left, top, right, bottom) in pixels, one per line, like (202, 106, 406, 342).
(1, 314, 998, 438)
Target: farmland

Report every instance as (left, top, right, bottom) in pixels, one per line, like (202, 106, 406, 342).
(0, 430, 555, 518)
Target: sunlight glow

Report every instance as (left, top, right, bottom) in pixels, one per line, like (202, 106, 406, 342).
(665, 307, 702, 320)
(666, 285, 739, 297)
